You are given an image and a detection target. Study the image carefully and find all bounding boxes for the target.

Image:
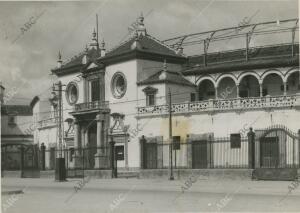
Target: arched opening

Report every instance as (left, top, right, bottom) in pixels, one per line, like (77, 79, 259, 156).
(286, 72, 300, 95)
(262, 73, 284, 96)
(238, 75, 260, 98)
(217, 77, 236, 99)
(198, 79, 215, 101)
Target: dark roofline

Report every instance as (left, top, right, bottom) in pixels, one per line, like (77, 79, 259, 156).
(51, 64, 83, 76)
(99, 49, 187, 65)
(137, 79, 196, 87)
(183, 56, 299, 75)
(137, 70, 196, 87)
(1, 105, 33, 116)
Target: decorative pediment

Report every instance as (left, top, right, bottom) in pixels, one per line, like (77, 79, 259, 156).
(87, 62, 98, 70)
(110, 113, 128, 135)
(142, 86, 158, 94)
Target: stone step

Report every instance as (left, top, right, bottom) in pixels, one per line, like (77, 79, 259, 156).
(252, 168, 298, 181)
(117, 171, 139, 179)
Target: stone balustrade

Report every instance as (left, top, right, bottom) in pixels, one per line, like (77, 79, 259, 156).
(38, 117, 58, 129)
(137, 94, 299, 116)
(74, 101, 109, 112)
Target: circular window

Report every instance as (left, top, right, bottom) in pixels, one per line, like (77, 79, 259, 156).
(111, 72, 127, 98)
(66, 82, 78, 105)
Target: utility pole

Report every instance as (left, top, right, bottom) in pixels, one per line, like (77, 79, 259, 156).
(169, 88, 174, 180)
(54, 81, 66, 181)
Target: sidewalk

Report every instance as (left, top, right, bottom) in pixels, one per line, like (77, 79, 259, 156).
(2, 177, 300, 197)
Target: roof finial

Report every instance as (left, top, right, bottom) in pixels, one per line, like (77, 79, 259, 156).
(58, 51, 62, 62)
(101, 39, 105, 50)
(163, 59, 167, 71)
(57, 51, 62, 68)
(93, 28, 97, 38)
(139, 12, 144, 23)
(136, 12, 146, 36)
(131, 31, 142, 50)
(90, 28, 99, 48)
(100, 39, 106, 57)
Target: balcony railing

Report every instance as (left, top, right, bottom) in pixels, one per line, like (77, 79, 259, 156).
(38, 117, 58, 129)
(74, 101, 109, 113)
(137, 94, 299, 116)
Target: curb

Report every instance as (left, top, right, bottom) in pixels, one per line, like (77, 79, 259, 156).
(2, 190, 24, 195)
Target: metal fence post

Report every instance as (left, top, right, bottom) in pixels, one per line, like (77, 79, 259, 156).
(40, 143, 46, 171)
(140, 136, 146, 169)
(298, 129, 300, 168)
(20, 145, 24, 176)
(110, 139, 116, 178)
(247, 128, 255, 169)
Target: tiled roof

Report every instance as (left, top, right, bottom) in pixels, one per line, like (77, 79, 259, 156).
(137, 69, 195, 87)
(1, 105, 33, 116)
(54, 48, 101, 71)
(105, 34, 183, 58)
(184, 44, 299, 75)
(187, 44, 298, 67)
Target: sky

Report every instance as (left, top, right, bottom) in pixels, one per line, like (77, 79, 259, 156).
(0, 0, 298, 105)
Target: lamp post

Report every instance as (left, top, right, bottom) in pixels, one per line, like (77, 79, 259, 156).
(52, 81, 66, 181)
(168, 88, 174, 180)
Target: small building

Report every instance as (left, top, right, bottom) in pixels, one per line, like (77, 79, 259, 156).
(1, 84, 34, 170)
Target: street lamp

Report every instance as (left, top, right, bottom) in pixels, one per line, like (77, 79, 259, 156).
(52, 81, 66, 181)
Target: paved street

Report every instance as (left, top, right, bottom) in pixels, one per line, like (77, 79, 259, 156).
(2, 177, 300, 213)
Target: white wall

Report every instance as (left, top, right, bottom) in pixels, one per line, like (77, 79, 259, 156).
(59, 72, 84, 131)
(1, 115, 33, 135)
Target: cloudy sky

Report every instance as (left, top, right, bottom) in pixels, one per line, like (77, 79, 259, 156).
(0, 0, 298, 105)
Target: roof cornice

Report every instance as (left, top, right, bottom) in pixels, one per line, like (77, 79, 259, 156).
(183, 56, 299, 75)
(99, 50, 187, 65)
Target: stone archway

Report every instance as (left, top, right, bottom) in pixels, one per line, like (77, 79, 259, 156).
(262, 73, 284, 96)
(198, 79, 216, 101)
(238, 75, 260, 98)
(286, 71, 300, 95)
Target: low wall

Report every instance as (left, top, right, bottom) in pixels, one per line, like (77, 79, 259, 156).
(139, 169, 253, 180)
(2, 171, 22, 178)
(1, 169, 255, 180)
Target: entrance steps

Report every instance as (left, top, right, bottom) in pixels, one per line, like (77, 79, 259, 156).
(117, 171, 139, 179)
(252, 168, 298, 181)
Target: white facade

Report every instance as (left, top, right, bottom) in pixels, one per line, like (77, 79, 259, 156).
(33, 15, 300, 171)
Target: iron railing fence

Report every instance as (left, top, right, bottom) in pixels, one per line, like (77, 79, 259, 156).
(141, 136, 300, 170)
(141, 138, 250, 170)
(2, 126, 299, 173)
(43, 146, 111, 171)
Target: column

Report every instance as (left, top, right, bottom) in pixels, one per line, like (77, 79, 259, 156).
(215, 86, 218, 99)
(259, 83, 263, 97)
(236, 84, 240, 98)
(283, 81, 287, 96)
(96, 114, 104, 154)
(95, 114, 106, 169)
(73, 119, 82, 168)
(74, 119, 79, 148)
